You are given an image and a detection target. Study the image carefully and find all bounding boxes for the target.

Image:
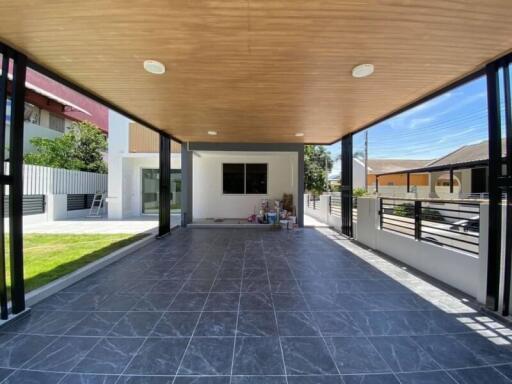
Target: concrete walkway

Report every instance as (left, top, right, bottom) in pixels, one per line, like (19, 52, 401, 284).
(20, 215, 180, 234)
(304, 213, 329, 227)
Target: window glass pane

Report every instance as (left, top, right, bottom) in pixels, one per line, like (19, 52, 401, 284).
(223, 163, 244, 194)
(171, 139, 181, 228)
(49, 113, 65, 132)
(142, 169, 159, 214)
(24, 102, 40, 125)
(246, 163, 267, 194)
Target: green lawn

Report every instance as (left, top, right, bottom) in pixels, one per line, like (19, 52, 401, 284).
(5, 233, 148, 296)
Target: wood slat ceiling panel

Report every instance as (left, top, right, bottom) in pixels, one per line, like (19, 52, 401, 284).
(0, 0, 511, 143)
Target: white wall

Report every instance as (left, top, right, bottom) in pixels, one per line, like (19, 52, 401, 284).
(107, 111, 131, 219)
(353, 158, 366, 190)
(123, 156, 159, 217)
(356, 197, 487, 301)
(193, 151, 298, 219)
(107, 110, 181, 219)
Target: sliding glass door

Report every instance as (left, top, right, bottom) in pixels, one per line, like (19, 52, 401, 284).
(142, 168, 159, 214)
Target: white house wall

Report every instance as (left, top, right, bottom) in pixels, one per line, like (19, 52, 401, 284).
(193, 151, 298, 220)
(107, 110, 131, 219)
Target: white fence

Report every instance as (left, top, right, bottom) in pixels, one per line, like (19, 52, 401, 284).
(5, 164, 107, 195)
(304, 195, 489, 302)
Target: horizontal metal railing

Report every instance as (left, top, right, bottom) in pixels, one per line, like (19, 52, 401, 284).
(379, 198, 480, 255)
(307, 194, 320, 210)
(330, 192, 341, 217)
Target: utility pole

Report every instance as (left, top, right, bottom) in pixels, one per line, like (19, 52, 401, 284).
(364, 130, 368, 192)
(325, 150, 329, 192)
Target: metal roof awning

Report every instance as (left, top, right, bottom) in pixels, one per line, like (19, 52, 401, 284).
(0, 69, 91, 116)
(374, 158, 493, 178)
(25, 80, 91, 116)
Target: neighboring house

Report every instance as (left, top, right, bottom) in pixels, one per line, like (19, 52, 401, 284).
(367, 140, 503, 198)
(327, 140, 497, 199)
(329, 158, 431, 196)
(107, 111, 181, 223)
(2, 67, 110, 224)
(420, 139, 498, 198)
(4, 66, 108, 156)
(367, 158, 431, 196)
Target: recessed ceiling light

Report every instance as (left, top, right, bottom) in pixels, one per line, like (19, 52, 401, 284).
(208, 131, 218, 136)
(295, 132, 305, 137)
(352, 63, 374, 78)
(143, 59, 166, 75)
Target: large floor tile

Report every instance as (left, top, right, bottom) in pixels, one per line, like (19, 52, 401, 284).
(178, 337, 234, 375)
(3, 369, 65, 384)
(151, 312, 201, 337)
(24, 336, 99, 372)
(276, 311, 321, 336)
(0, 334, 55, 368)
(411, 335, 486, 369)
(237, 311, 278, 336)
(73, 337, 144, 374)
(281, 337, 338, 375)
(125, 338, 189, 375)
(232, 337, 285, 375)
(325, 337, 391, 374)
(368, 336, 440, 373)
(195, 312, 237, 336)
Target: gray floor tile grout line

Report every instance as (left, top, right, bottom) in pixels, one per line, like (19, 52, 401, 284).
(406, 329, 508, 384)
(1, 355, 512, 380)
(171, 232, 231, 384)
(3, 230, 512, 382)
(284, 247, 345, 381)
(0, 270, 168, 384)
(112, 243, 195, 384)
(262, 240, 290, 384)
(229, 234, 245, 384)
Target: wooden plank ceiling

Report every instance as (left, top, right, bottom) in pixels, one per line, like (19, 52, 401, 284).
(0, 1, 512, 144)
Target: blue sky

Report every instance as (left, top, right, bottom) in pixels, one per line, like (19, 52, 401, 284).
(327, 75, 489, 176)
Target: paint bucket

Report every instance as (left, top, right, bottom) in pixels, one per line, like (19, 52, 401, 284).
(267, 212, 277, 224)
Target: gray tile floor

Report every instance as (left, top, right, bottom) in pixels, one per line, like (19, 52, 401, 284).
(1, 228, 512, 383)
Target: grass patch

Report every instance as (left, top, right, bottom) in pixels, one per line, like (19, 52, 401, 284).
(5, 233, 148, 296)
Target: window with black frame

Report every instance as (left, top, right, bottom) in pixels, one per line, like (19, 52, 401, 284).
(223, 163, 267, 194)
(223, 163, 245, 194)
(246, 163, 267, 194)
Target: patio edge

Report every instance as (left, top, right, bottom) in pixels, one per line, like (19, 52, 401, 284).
(24, 232, 157, 307)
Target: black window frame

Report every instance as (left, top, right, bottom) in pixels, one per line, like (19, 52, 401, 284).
(222, 163, 268, 195)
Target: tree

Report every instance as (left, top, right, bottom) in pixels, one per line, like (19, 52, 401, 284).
(304, 145, 333, 195)
(24, 121, 107, 173)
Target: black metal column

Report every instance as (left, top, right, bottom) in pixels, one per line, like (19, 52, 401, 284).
(298, 145, 305, 228)
(449, 168, 454, 194)
(406, 173, 410, 193)
(0, 49, 8, 319)
(502, 61, 512, 316)
(180, 147, 193, 227)
(158, 134, 171, 237)
(485, 62, 502, 311)
(9, 50, 27, 314)
(341, 135, 353, 237)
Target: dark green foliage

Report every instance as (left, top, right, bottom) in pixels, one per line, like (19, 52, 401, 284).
(24, 121, 107, 173)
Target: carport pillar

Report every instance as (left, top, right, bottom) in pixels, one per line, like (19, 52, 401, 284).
(298, 145, 305, 227)
(341, 135, 353, 237)
(5, 48, 27, 315)
(158, 134, 171, 237)
(181, 145, 193, 226)
(485, 61, 502, 311)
